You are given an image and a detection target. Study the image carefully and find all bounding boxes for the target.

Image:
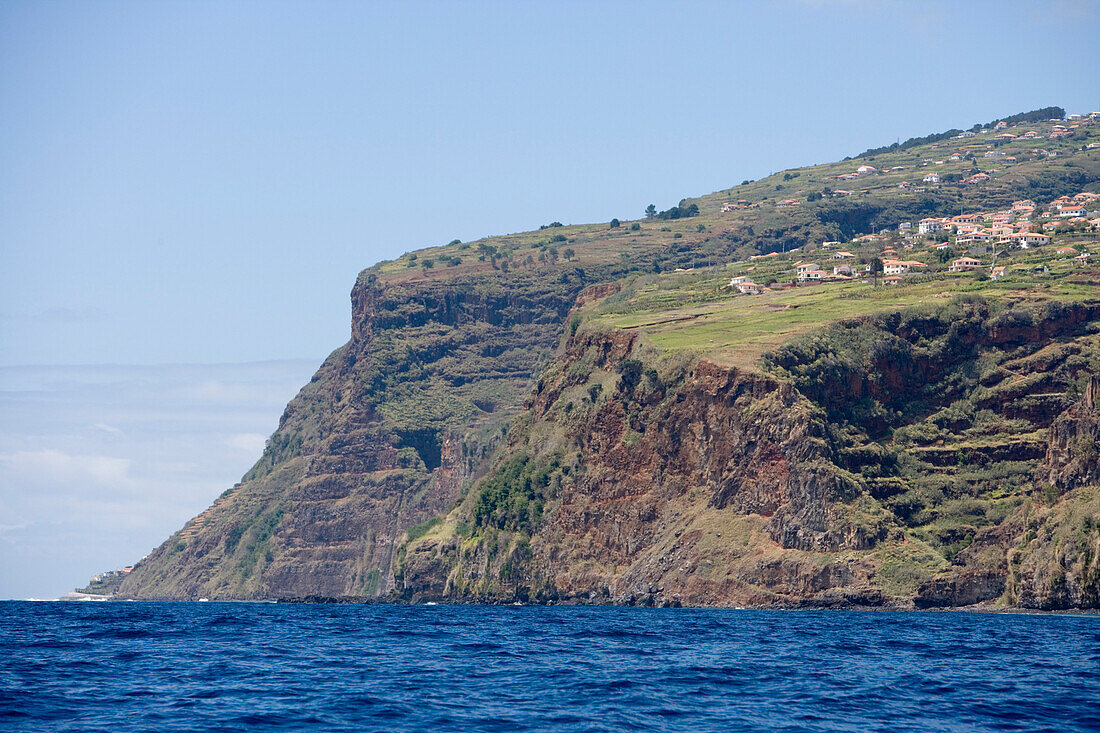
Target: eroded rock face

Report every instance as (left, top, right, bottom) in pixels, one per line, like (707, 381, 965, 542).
(1043, 376, 1100, 492)
(119, 271, 594, 600)
(400, 329, 895, 608)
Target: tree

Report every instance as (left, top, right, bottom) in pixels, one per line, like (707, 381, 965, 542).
(610, 218, 620, 228)
(563, 248, 575, 261)
(645, 204, 657, 218)
(869, 257, 883, 287)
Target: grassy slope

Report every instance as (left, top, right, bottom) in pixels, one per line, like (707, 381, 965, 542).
(369, 118, 1099, 287)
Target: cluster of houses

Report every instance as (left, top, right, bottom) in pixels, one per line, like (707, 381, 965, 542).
(726, 189, 1096, 295)
(87, 566, 134, 584)
(915, 191, 1099, 248)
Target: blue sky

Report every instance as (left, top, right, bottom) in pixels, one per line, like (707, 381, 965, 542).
(1, 0, 1098, 597)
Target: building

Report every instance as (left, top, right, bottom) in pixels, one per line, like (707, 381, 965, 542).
(956, 230, 993, 247)
(728, 275, 753, 286)
(919, 218, 943, 235)
(949, 256, 983, 272)
(737, 281, 770, 295)
(923, 173, 940, 184)
(1002, 232, 1050, 248)
(884, 276, 904, 286)
(883, 259, 925, 276)
(990, 266, 1006, 280)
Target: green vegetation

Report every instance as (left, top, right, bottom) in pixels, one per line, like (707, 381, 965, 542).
(471, 453, 562, 533)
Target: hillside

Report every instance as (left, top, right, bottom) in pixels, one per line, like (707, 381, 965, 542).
(115, 110, 1100, 607)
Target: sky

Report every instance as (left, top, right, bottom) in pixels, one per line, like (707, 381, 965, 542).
(1, 0, 1098, 598)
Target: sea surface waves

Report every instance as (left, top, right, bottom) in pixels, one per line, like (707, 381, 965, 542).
(2, 602, 1098, 732)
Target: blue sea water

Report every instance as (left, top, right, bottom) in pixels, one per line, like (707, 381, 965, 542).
(1, 602, 1098, 732)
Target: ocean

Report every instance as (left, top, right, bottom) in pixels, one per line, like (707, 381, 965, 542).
(1, 601, 1097, 731)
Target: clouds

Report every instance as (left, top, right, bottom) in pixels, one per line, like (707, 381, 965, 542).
(225, 432, 268, 455)
(0, 448, 135, 491)
(0, 359, 319, 599)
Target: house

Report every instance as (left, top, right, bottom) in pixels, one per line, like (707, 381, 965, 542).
(956, 230, 993, 246)
(776, 199, 799, 208)
(1002, 232, 1050, 248)
(857, 165, 878, 175)
(1057, 247, 1077, 256)
(728, 275, 753, 286)
(821, 241, 841, 249)
(833, 264, 855, 277)
(721, 202, 738, 212)
(899, 222, 912, 231)
(797, 266, 826, 282)
(738, 281, 770, 295)
(883, 259, 925, 276)
(949, 256, 983, 272)
(898, 181, 912, 189)
(832, 251, 855, 260)
(990, 266, 1006, 280)
(1060, 205, 1087, 218)
(919, 218, 943, 235)
(884, 276, 904, 286)
(796, 263, 820, 275)
(994, 121, 1008, 131)
(953, 214, 985, 226)
(1074, 252, 1091, 262)
(923, 173, 940, 184)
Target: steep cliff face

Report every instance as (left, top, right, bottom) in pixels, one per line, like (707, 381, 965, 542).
(399, 296, 1100, 609)
(398, 328, 908, 608)
(119, 268, 599, 599)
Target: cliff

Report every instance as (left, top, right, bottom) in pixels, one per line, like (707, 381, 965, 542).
(114, 114, 1100, 606)
(119, 268, 605, 599)
(398, 296, 1100, 609)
